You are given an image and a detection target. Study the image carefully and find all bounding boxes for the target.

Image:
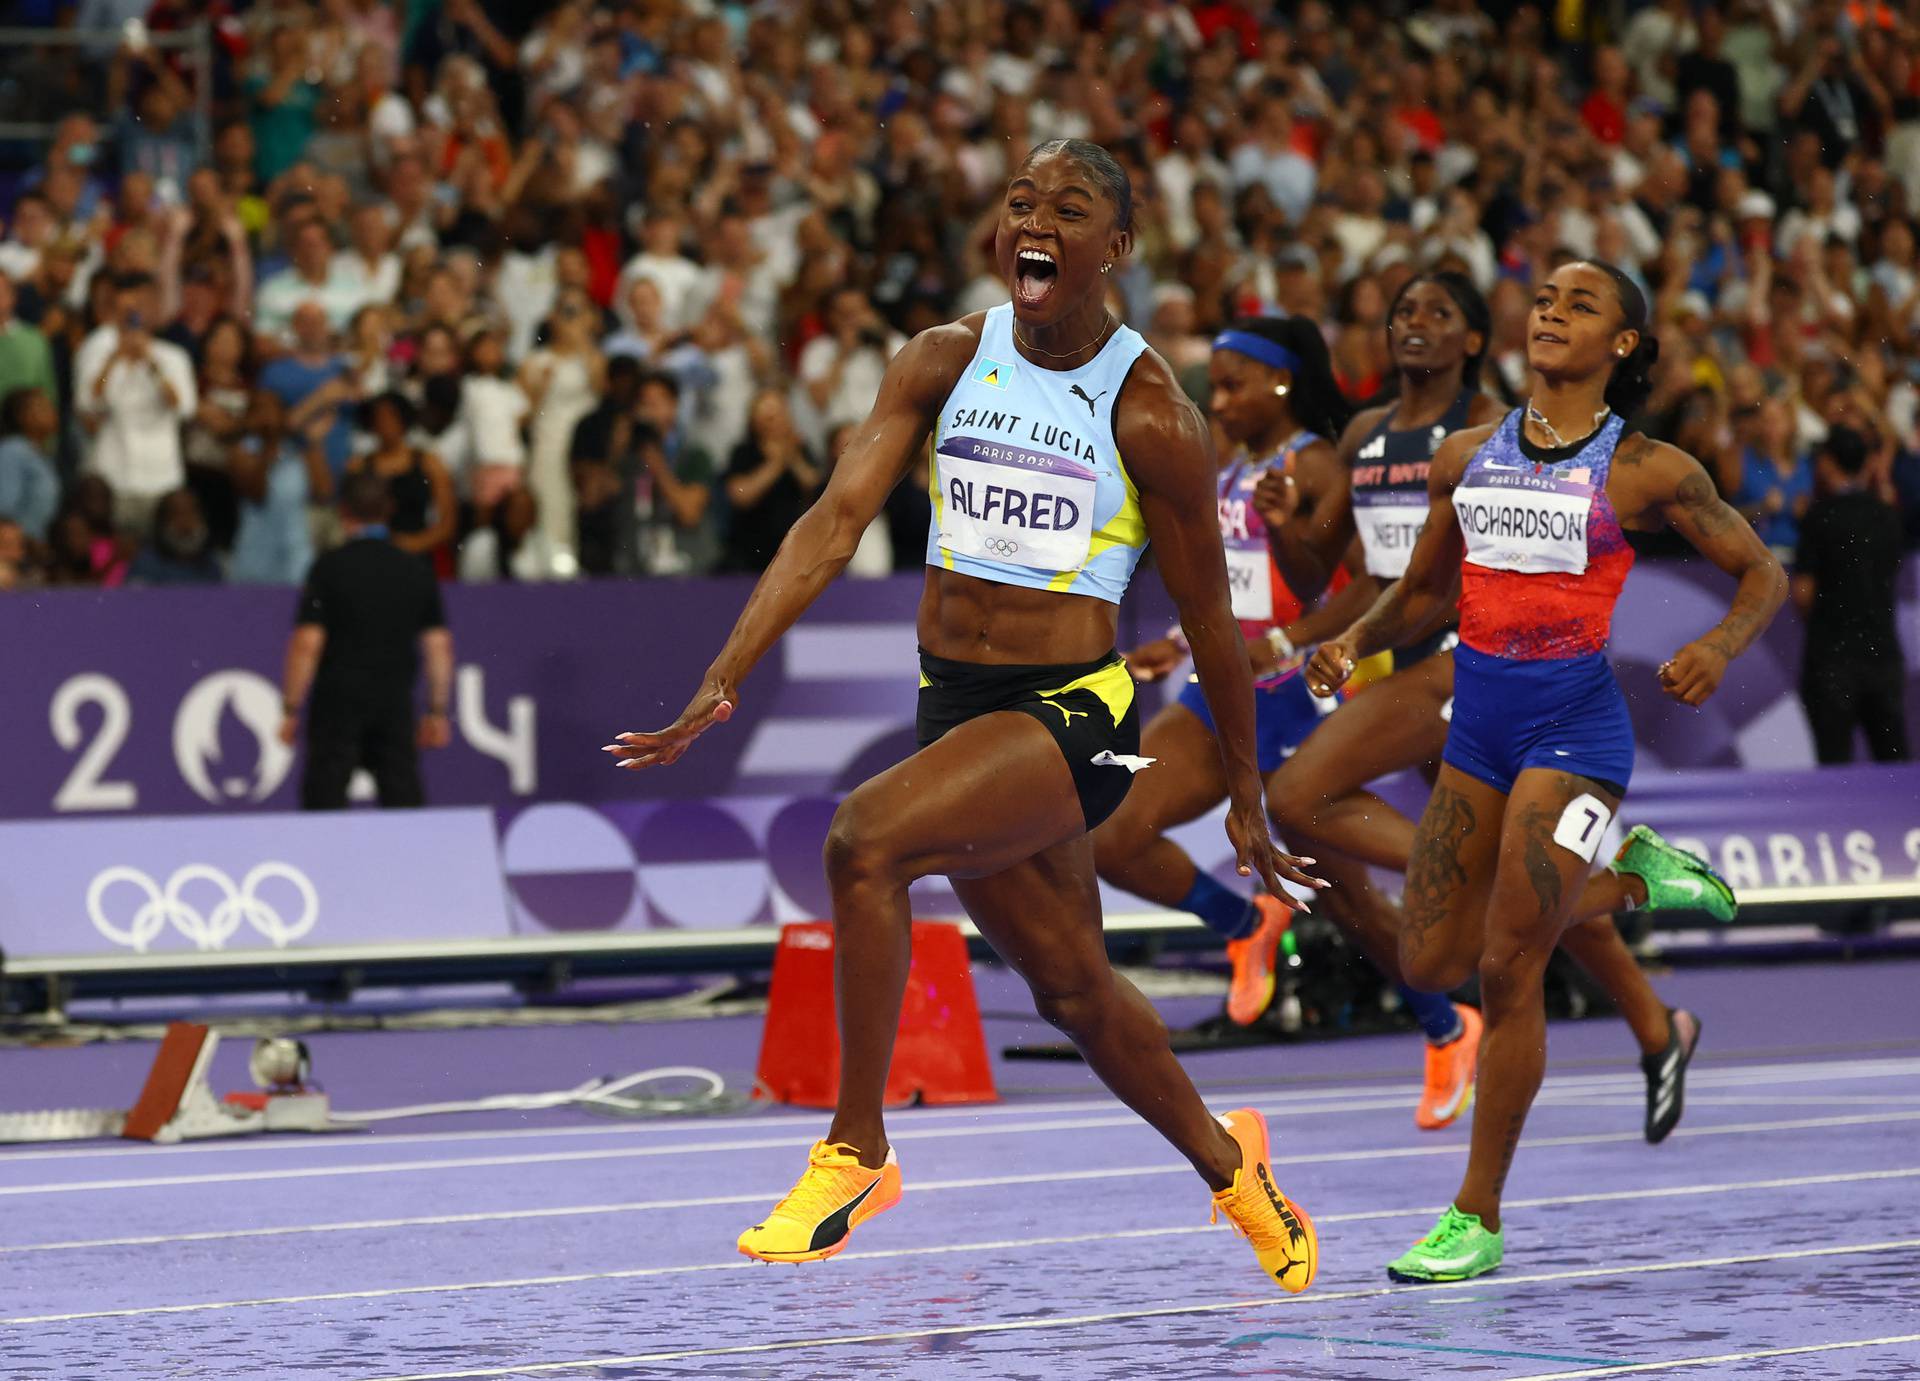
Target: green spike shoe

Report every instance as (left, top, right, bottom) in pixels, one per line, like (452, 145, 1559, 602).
(1612, 824, 1737, 923)
(1387, 1204, 1504, 1283)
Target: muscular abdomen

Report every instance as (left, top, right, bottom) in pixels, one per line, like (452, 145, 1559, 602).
(916, 568, 1120, 665)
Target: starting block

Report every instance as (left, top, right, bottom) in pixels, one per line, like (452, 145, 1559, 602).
(0, 1022, 337, 1145)
(755, 920, 998, 1108)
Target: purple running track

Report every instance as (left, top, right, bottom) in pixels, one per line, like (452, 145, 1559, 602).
(1, 960, 1917, 1379)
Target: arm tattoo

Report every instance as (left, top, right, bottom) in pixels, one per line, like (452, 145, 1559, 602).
(1702, 585, 1770, 659)
(1674, 470, 1738, 538)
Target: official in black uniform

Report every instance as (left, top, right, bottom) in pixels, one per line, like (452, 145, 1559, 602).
(279, 472, 454, 808)
(1795, 427, 1911, 763)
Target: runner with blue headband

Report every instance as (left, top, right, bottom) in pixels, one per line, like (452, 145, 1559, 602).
(1096, 316, 1372, 1026)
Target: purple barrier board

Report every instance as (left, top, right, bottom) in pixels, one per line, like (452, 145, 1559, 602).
(0, 563, 1914, 824)
(1623, 765, 1920, 894)
(0, 808, 511, 961)
(1, 563, 1916, 944)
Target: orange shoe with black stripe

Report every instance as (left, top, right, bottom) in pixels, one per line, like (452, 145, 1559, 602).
(737, 1141, 902, 1263)
(1415, 1004, 1482, 1131)
(1211, 1107, 1317, 1292)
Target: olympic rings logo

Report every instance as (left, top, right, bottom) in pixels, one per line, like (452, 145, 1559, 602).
(87, 863, 320, 952)
(984, 537, 1020, 557)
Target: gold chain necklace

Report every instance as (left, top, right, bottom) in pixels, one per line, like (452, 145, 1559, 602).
(1014, 312, 1116, 361)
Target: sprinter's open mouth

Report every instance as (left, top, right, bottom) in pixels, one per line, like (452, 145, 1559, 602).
(1015, 247, 1058, 308)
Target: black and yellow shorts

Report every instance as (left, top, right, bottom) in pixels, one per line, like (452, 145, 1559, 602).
(915, 649, 1143, 830)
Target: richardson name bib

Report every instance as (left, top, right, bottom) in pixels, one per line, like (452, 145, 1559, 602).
(935, 434, 1095, 571)
(1455, 469, 1593, 575)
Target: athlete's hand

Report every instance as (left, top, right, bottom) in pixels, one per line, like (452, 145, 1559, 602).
(1125, 637, 1185, 682)
(1305, 638, 1357, 699)
(604, 682, 736, 769)
(1251, 465, 1300, 529)
(1225, 797, 1328, 910)
(1659, 640, 1728, 706)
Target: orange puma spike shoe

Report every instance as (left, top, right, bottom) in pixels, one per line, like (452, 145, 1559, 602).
(737, 1141, 902, 1264)
(1211, 1108, 1317, 1292)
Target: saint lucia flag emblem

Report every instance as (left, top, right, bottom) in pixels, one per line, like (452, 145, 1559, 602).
(973, 357, 1012, 389)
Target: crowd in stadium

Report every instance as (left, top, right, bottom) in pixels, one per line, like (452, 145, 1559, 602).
(0, 0, 1913, 594)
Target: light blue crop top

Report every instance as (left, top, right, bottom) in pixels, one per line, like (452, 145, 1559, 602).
(925, 304, 1151, 604)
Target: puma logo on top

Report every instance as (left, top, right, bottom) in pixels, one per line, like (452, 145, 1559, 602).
(1070, 384, 1108, 418)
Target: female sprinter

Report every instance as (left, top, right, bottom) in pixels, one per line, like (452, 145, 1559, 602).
(1264, 273, 1724, 1139)
(1092, 316, 1351, 1026)
(1307, 260, 1786, 1283)
(608, 140, 1324, 1293)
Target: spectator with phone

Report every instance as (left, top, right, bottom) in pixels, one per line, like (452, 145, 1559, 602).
(73, 270, 195, 533)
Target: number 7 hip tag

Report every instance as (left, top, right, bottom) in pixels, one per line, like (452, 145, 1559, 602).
(1553, 793, 1612, 863)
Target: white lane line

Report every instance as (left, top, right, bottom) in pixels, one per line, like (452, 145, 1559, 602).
(8, 1053, 1920, 1163)
(1555, 1093, 1920, 1109)
(5, 1161, 1911, 1258)
(354, 1239, 1920, 1379)
(8, 1188, 1917, 1333)
(2, 1108, 1918, 1200)
(1503, 1333, 1920, 1380)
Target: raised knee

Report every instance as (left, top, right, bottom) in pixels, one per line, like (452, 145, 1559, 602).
(1402, 947, 1471, 995)
(822, 796, 903, 892)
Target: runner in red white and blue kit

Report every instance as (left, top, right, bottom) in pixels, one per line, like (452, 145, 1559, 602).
(1095, 317, 1368, 1026)
(1265, 274, 1728, 1140)
(1309, 261, 1786, 1283)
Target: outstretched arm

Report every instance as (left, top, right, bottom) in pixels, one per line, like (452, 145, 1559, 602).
(607, 323, 974, 769)
(1636, 438, 1787, 705)
(1121, 357, 1325, 904)
(1305, 425, 1484, 695)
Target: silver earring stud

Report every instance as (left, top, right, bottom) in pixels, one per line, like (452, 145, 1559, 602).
(1100, 263, 1112, 274)
(1274, 383, 1290, 397)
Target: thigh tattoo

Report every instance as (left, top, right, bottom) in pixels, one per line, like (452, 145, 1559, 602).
(1515, 800, 1566, 920)
(1404, 784, 1476, 939)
